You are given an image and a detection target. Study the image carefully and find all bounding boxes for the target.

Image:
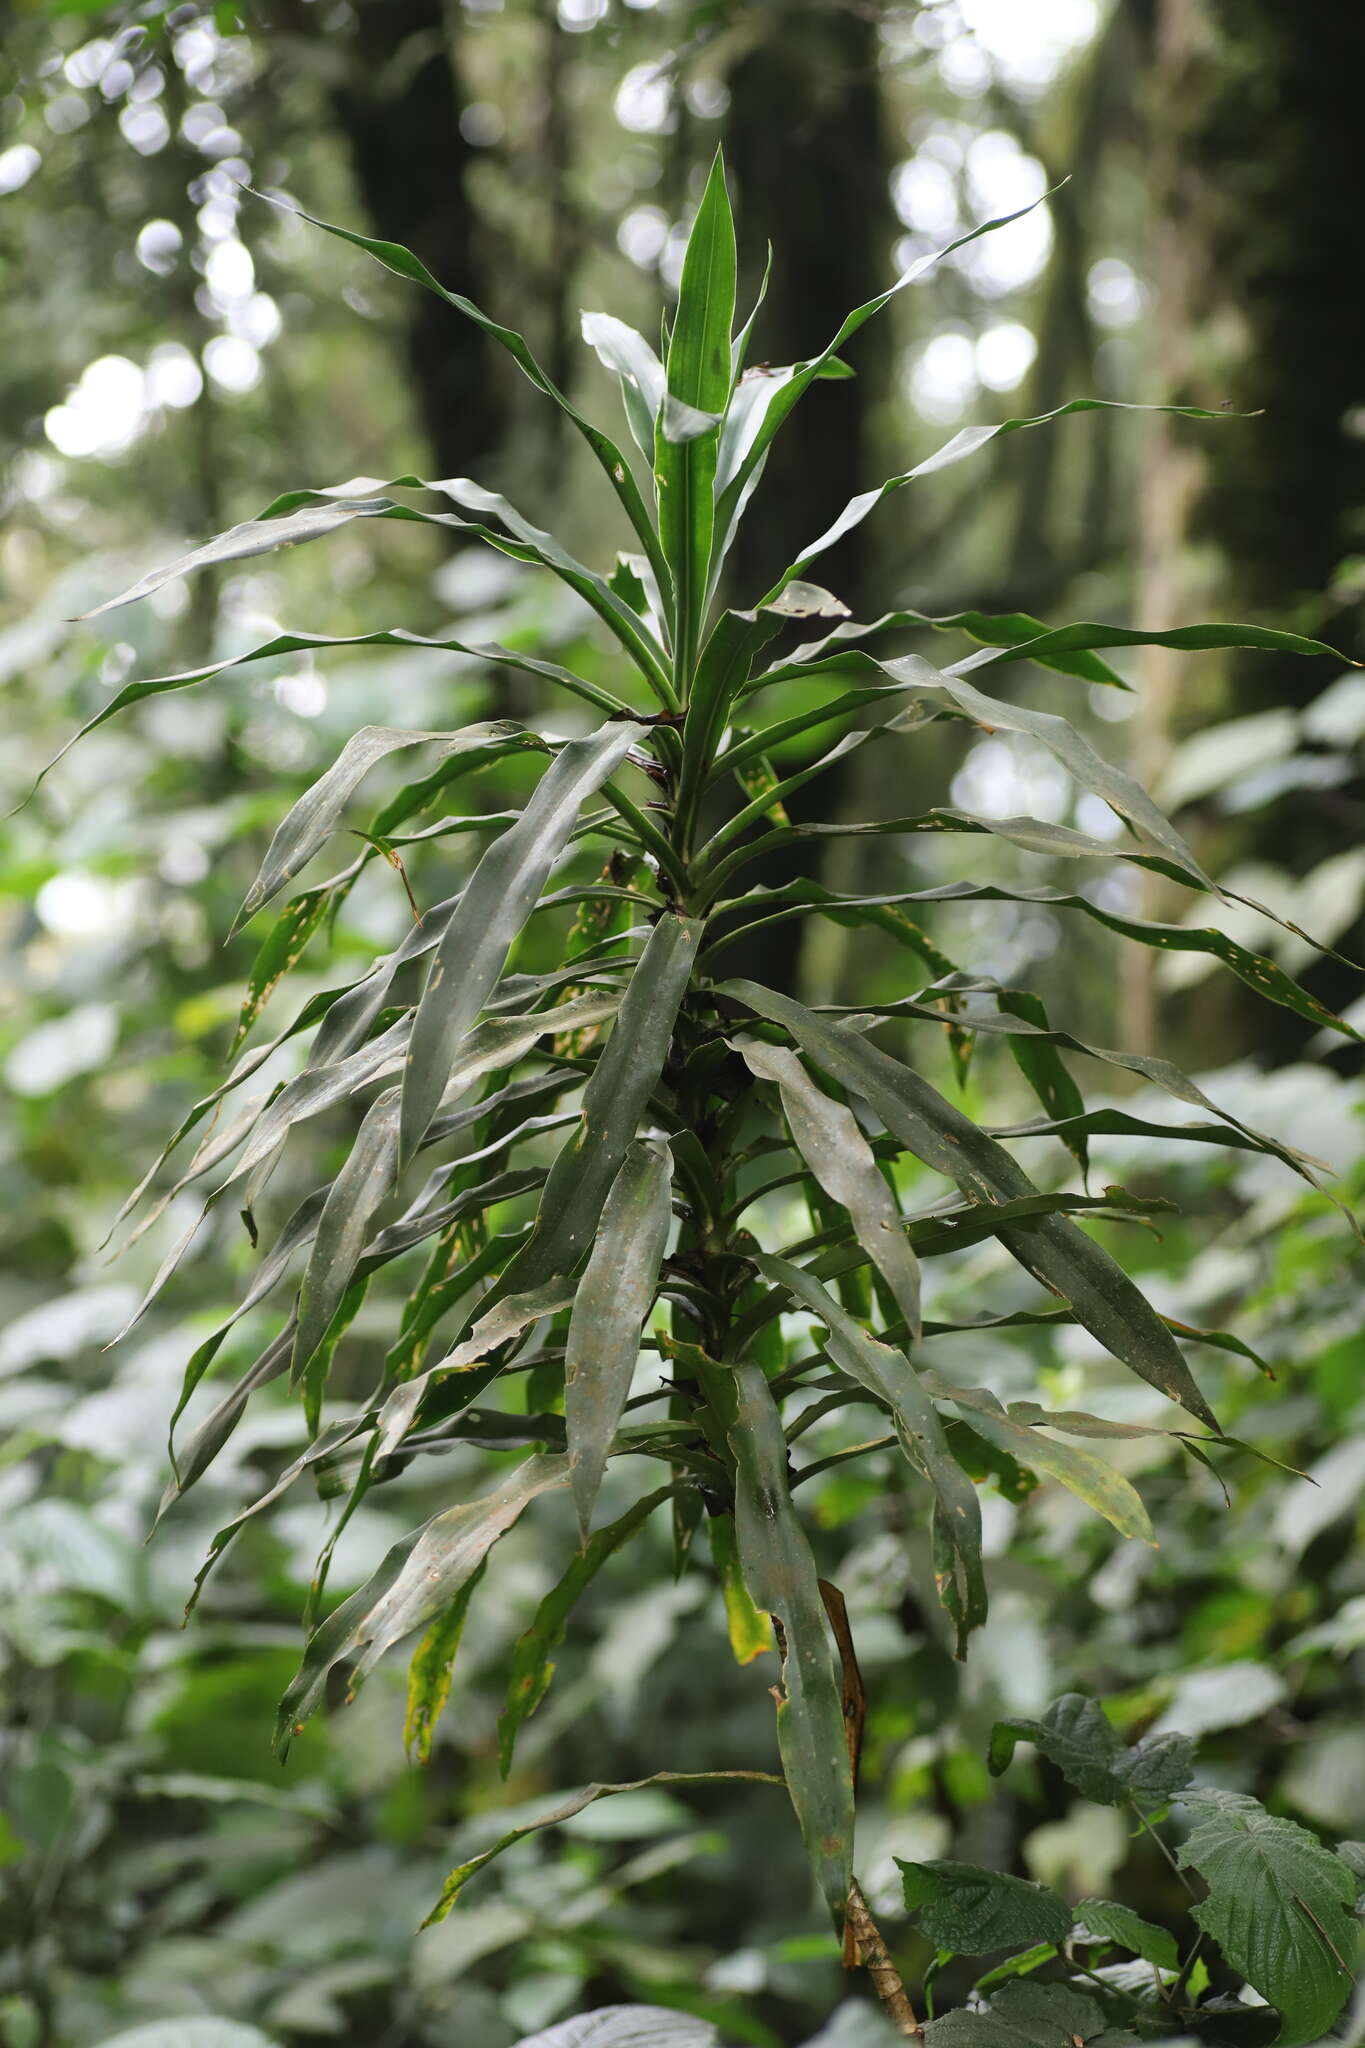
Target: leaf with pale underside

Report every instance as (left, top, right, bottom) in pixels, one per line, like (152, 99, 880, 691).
(737, 1038, 921, 1342)
(720, 981, 1220, 1431)
(752, 1254, 985, 1653)
(400, 721, 643, 1166)
(565, 1139, 673, 1541)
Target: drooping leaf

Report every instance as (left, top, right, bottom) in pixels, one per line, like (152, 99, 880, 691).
(898, 1857, 1073, 1957)
(987, 1693, 1195, 1808)
(752, 1255, 984, 1653)
(581, 310, 666, 458)
(235, 720, 538, 927)
(276, 1453, 571, 1750)
(768, 397, 1261, 600)
(291, 1087, 400, 1385)
(498, 1487, 675, 1777)
(424, 1770, 782, 1925)
(258, 194, 672, 593)
(400, 720, 643, 1165)
(565, 1139, 674, 1541)
(1178, 1789, 1357, 2044)
(708, 1512, 774, 1665)
(1073, 1899, 1178, 1970)
(944, 1392, 1154, 1546)
(706, 1361, 854, 1922)
(404, 1557, 487, 1765)
(737, 1039, 921, 1341)
(494, 913, 702, 1300)
(720, 982, 1219, 1430)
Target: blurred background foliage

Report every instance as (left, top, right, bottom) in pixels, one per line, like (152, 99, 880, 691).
(1, 1, 1363, 2041)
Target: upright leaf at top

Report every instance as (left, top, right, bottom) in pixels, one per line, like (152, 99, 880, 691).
(657, 150, 736, 687)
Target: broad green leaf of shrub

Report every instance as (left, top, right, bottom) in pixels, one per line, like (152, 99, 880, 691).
(989, 1693, 1195, 1807)
(897, 1857, 1073, 1956)
(1177, 1789, 1357, 2043)
(923, 1979, 1137, 2046)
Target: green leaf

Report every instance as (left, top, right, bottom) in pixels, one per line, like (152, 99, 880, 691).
(769, 605, 1130, 687)
(91, 2026, 280, 2048)
(404, 1557, 487, 1766)
(424, 1770, 781, 1925)
(956, 615, 1354, 682)
(656, 150, 735, 687)
(515, 2013, 723, 2048)
(231, 884, 335, 1053)
(823, 984, 1337, 1189)
(1074, 1898, 1178, 1969)
(235, 720, 537, 927)
(898, 1857, 1073, 1956)
(943, 1391, 1154, 1545)
(719, 982, 1220, 1430)
(498, 1486, 675, 1777)
(703, 1361, 854, 1922)
(987, 1693, 1194, 1807)
(565, 1139, 674, 1541)
(752, 1254, 985, 1654)
(923, 1980, 1126, 2047)
(400, 721, 643, 1166)
(291, 1088, 400, 1385)
(737, 1039, 921, 1342)
(768, 398, 1259, 601)
(261, 192, 671, 596)
(495, 913, 702, 1299)
(712, 192, 1056, 586)
(276, 1453, 570, 1751)
(1178, 1789, 1357, 2043)
(995, 989, 1089, 1179)
(708, 1512, 774, 1665)
(581, 309, 666, 458)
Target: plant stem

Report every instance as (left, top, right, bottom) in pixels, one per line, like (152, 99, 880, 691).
(845, 1880, 922, 2037)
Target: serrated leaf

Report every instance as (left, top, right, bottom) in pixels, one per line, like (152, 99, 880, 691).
(400, 721, 643, 1165)
(751, 1254, 984, 1654)
(1178, 1789, 1357, 2043)
(565, 1139, 673, 1540)
(498, 1487, 674, 1777)
(1074, 1898, 1178, 1969)
(719, 982, 1219, 1430)
(988, 1694, 1194, 1808)
(899, 1857, 1072, 1956)
(923, 1979, 1124, 2047)
(737, 1039, 921, 1341)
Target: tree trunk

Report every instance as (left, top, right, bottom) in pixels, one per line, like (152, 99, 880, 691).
(299, 0, 507, 478)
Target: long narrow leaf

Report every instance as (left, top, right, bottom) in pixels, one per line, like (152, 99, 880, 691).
(276, 1453, 570, 1752)
(565, 1139, 674, 1541)
(400, 721, 643, 1165)
(737, 1040, 921, 1342)
(754, 1254, 984, 1653)
(720, 981, 1219, 1430)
